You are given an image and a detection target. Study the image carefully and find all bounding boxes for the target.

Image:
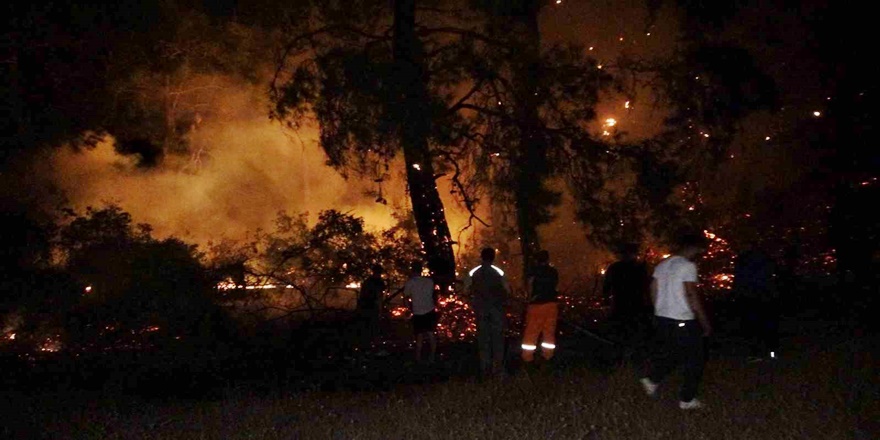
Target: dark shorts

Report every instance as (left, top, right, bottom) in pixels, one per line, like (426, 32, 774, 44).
(412, 310, 438, 334)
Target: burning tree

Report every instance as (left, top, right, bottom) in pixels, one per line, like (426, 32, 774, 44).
(208, 209, 423, 324)
(271, 0, 456, 287)
(272, 0, 621, 284)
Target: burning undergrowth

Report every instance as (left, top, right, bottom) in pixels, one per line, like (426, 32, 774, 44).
(0, 198, 842, 372)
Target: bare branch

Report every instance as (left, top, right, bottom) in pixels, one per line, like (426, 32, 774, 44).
(435, 148, 490, 229)
(417, 26, 508, 48)
(446, 80, 484, 114)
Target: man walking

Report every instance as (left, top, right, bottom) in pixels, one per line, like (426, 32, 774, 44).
(404, 262, 438, 363)
(465, 247, 510, 377)
(640, 232, 711, 410)
(521, 250, 560, 364)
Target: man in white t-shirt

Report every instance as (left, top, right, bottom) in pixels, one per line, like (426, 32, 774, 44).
(640, 231, 711, 410)
(404, 262, 438, 363)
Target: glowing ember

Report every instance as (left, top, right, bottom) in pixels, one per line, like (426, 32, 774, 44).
(216, 281, 296, 290)
(84, 285, 92, 294)
(604, 118, 617, 127)
(390, 306, 408, 318)
(346, 282, 361, 289)
(39, 336, 62, 353)
(700, 230, 736, 290)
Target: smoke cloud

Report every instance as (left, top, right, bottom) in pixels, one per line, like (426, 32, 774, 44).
(43, 77, 411, 244)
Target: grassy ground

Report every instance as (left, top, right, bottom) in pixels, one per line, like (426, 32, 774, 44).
(4, 321, 876, 440)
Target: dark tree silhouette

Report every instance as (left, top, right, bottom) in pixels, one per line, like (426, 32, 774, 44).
(804, 3, 878, 299)
(478, 0, 555, 273)
(564, 0, 777, 248)
(392, 0, 456, 288)
(1, 1, 269, 171)
(424, 0, 610, 276)
(59, 206, 226, 351)
(271, 0, 455, 288)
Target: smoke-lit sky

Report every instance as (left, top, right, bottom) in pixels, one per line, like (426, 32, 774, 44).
(21, 0, 845, 282)
(41, 80, 413, 242)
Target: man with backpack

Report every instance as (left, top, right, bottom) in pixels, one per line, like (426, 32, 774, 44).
(465, 247, 510, 377)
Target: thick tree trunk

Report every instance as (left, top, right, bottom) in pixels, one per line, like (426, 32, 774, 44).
(511, 0, 547, 277)
(392, 0, 456, 288)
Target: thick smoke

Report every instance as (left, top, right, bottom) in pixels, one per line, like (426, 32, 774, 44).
(33, 74, 607, 284)
(43, 78, 415, 244)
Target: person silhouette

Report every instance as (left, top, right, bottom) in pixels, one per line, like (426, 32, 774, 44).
(521, 250, 560, 364)
(464, 247, 510, 377)
(356, 265, 385, 349)
(733, 241, 779, 362)
(404, 262, 438, 363)
(603, 242, 651, 352)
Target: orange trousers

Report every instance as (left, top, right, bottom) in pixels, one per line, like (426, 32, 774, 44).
(521, 302, 559, 362)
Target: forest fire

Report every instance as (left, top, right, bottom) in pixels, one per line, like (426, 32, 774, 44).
(1, 3, 874, 415)
(38, 337, 62, 353)
(216, 282, 297, 291)
(701, 229, 735, 291)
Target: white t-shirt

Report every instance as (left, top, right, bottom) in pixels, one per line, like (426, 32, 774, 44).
(652, 255, 698, 320)
(404, 276, 436, 315)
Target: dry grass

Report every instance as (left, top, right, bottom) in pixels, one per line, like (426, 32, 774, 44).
(6, 330, 876, 440)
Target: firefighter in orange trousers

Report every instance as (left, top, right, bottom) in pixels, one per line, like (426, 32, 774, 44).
(521, 250, 560, 363)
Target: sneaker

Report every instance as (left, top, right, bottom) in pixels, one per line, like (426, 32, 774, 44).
(639, 377, 658, 396)
(679, 399, 704, 410)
